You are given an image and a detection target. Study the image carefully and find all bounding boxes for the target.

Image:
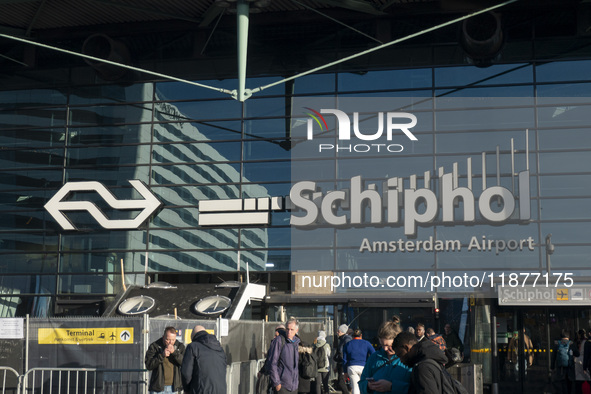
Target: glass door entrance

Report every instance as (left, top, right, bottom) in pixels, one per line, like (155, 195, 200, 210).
(495, 306, 587, 393)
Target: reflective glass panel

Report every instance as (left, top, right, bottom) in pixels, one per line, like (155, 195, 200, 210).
(69, 83, 154, 105)
(152, 142, 241, 164)
(68, 124, 151, 145)
(0, 89, 67, 106)
(146, 250, 238, 272)
(66, 145, 151, 166)
(0, 128, 65, 148)
(0, 108, 66, 128)
(0, 253, 58, 273)
(0, 275, 56, 294)
(148, 228, 238, 250)
(154, 120, 242, 142)
(69, 104, 152, 126)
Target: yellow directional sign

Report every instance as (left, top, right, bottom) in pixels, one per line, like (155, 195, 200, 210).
(38, 327, 134, 345)
(556, 289, 569, 301)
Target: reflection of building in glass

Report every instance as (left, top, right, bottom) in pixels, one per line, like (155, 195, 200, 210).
(140, 94, 269, 275)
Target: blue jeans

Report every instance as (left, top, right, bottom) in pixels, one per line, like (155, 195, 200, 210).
(149, 386, 176, 394)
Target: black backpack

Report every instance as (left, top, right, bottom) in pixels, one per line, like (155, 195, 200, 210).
(420, 359, 469, 394)
(300, 351, 318, 379)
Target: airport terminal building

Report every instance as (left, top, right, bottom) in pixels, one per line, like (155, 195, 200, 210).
(1, 0, 591, 391)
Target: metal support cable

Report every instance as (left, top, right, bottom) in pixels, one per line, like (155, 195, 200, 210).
(249, 0, 519, 95)
(0, 33, 234, 96)
(0, 0, 518, 101)
(290, 0, 383, 44)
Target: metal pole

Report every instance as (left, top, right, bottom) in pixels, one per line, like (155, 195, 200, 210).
(24, 314, 29, 394)
(143, 314, 149, 394)
(236, 0, 250, 102)
(491, 309, 499, 394)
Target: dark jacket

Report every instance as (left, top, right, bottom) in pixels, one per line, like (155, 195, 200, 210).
(181, 330, 227, 394)
(407, 339, 449, 394)
(145, 337, 185, 392)
(334, 334, 353, 364)
(442, 330, 464, 353)
(298, 342, 314, 393)
(267, 330, 300, 391)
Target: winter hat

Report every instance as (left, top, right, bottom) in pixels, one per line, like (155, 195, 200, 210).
(338, 324, 348, 334)
(318, 330, 326, 339)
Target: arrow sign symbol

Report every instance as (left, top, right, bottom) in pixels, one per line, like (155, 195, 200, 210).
(44, 180, 162, 230)
(120, 330, 131, 341)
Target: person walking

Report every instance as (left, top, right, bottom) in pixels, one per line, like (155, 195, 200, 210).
(551, 329, 580, 394)
(574, 329, 591, 394)
(334, 324, 353, 394)
(297, 339, 315, 394)
(506, 328, 534, 381)
(343, 329, 375, 394)
(359, 321, 411, 394)
(414, 323, 427, 343)
(257, 325, 287, 394)
(393, 331, 450, 394)
(442, 323, 464, 361)
(314, 331, 331, 394)
(145, 326, 185, 394)
(266, 318, 301, 394)
(181, 325, 227, 394)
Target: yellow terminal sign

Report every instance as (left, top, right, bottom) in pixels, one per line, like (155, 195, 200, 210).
(38, 327, 134, 345)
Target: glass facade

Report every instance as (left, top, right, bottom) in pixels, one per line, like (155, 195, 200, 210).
(2, 42, 591, 320)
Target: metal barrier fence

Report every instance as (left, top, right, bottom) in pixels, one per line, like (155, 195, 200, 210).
(20, 368, 148, 394)
(3, 361, 266, 394)
(0, 367, 19, 394)
(226, 359, 264, 394)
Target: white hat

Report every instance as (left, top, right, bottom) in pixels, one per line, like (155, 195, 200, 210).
(318, 330, 326, 339)
(338, 324, 348, 334)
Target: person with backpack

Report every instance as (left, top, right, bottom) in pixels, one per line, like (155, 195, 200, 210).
(343, 329, 375, 394)
(552, 330, 580, 394)
(359, 321, 411, 394)
(314, 331, 331, 394)
(334, 324, 353, 394)
(298, 339, 316, 394)
(393, 331, 468, 394)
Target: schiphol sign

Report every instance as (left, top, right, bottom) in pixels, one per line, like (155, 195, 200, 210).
(199, 169, 531, 237)
(289, 171, 530, 236)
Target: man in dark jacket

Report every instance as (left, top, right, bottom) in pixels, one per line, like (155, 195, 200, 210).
(394, 331, 450, 394)
(443, 324, 464, 354)
(551, 329, 580, 394)
(266, 318, 301, 393)
(145, 326, 185, 393)
(181, 325, 227, 394)
(334, 324, 352, 394)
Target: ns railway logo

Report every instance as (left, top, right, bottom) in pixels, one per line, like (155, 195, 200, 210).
(44, 140, 530, 235)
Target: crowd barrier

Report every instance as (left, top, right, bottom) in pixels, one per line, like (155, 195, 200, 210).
(1, 360, 265, 394)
